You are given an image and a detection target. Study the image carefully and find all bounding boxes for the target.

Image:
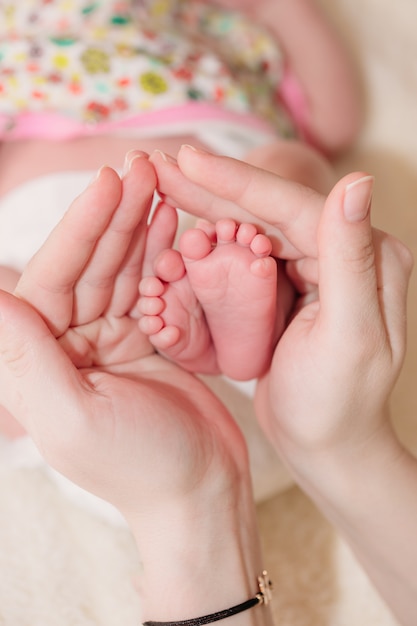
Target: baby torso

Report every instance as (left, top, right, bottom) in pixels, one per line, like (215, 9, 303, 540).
(0, 0, 295, 194)
(0, 0, 293, 140)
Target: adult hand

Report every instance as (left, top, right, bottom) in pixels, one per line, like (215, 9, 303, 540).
(0, 153, 270, 624)
(255, 172, 413, 481)
(150, 146, 413, 471)
(236, 163, 415, 626)
(0, 154, 246, 521)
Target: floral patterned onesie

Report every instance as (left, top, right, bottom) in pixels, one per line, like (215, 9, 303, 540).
(0, 0, 295, 141)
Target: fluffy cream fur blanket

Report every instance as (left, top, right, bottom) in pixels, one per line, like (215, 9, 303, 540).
(1, 1, 417, 624)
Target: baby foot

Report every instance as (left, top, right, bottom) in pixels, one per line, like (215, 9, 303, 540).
(139, 219, 278, 380)
(138, 201, 217, 373)
(138, 245, 218, 375)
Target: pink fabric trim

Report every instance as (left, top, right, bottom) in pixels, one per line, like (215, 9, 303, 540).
(0, 103, 276, 141)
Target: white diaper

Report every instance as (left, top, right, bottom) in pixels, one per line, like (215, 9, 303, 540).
(0, 166, 292, 526)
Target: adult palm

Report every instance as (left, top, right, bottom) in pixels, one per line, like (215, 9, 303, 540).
(0, 157, 246, 522)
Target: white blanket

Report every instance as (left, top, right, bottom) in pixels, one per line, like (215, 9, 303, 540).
(1, 0, 417, 623)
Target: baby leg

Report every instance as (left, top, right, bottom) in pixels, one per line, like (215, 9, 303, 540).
(244, 138, 335, 195)
(139, 219, 279, 380)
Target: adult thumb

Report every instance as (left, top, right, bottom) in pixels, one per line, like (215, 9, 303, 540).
(317, 172, 412, 361)
(317, 173, 380, 334)
(0, 290, 85, 456)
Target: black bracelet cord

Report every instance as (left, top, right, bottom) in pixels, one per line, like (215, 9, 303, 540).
(143, 571, 272, 626)
(143, 596, 260, 626)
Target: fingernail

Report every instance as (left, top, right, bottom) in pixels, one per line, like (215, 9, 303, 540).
(151, 150, 177, 164)
(122, 150, 147, 177)
(180, 144, 209, 155)
(344, 176, 374, 222)
(89, 164, 107, 185)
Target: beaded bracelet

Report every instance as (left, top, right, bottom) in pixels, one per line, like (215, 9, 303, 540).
(143, 571, 273, 626)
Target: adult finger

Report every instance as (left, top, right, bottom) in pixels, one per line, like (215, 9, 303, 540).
(151, 146, 325, 259)
(15, 166, 123, 335)
(317, 172, 413, 365)
(74, 153, 156, 322)
(141, 201, 179, 278)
